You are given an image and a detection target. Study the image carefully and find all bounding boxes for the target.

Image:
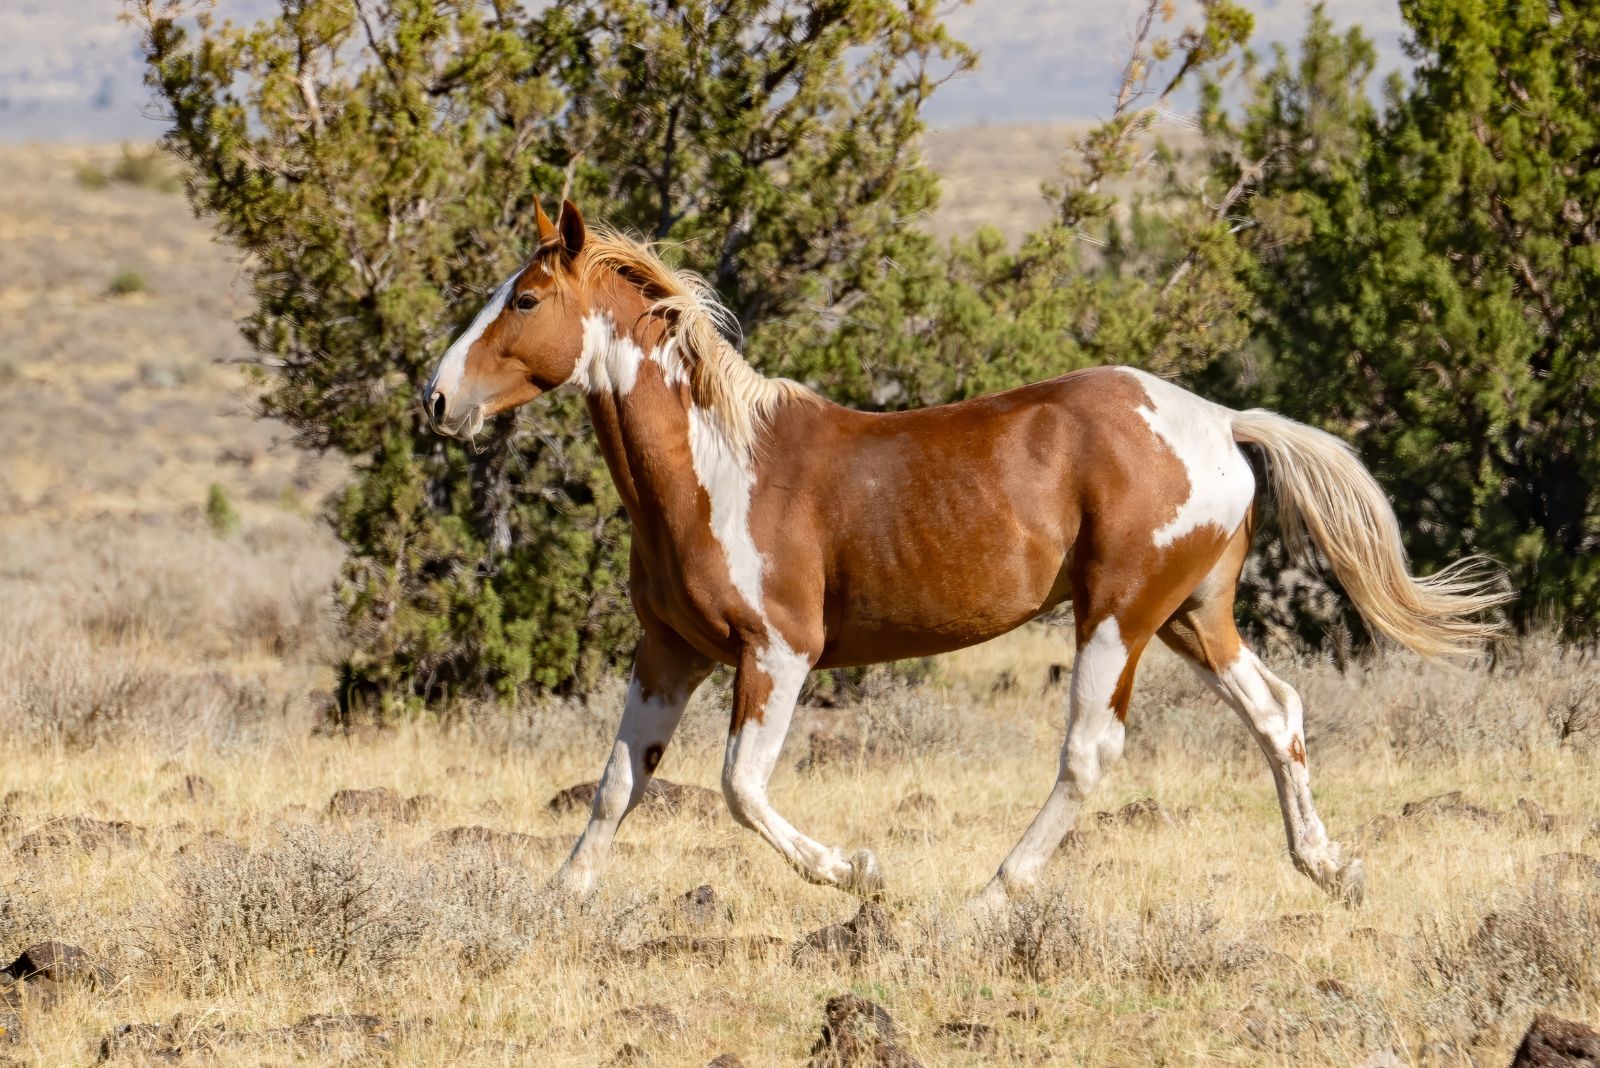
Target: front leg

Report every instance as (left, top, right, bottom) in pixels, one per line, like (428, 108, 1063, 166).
(721, 638, 882, 896)
(556, 630, 711, 896)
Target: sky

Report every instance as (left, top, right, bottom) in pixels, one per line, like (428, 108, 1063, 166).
(0, 0, 1408, 142)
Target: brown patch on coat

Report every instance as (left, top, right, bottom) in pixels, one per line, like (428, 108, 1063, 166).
(643, 744, 663, 773)
(1288, 736, 1307, 765)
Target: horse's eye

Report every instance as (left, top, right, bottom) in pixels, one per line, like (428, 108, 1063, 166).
(514, 292, 538, 312)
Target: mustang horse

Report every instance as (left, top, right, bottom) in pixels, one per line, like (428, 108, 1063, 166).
(423, 200, 1504, 908)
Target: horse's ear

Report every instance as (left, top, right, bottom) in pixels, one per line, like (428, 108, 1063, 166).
(534, 199, 557, 246)
(558, 199, 586, 258)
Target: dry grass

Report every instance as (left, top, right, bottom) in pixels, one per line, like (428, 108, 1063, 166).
(3, 635, 1598, 1065)
(2, 142, 1597, 1064)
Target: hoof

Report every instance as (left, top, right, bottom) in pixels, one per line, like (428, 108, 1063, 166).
(1330, 856, 1366, 907)
(551, 861, 598, 900)
(845, 848, 884, 898)
(962, 879, 1013, 921)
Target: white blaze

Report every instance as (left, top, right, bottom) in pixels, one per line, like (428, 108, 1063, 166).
(428, 270, 520, 399)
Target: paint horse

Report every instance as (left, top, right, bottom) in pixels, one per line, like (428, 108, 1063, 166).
(423, 200, 1504, 908)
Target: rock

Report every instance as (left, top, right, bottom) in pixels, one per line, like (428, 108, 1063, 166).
(808, 994, 921, 1068)
(894, 792, 938, 817)
(1096, 797, 1174, 829)
(795, 902, 897, 965)
(1313, 977, 1351, 999)
(97, 1022, 202, 1062)
(546, 779, 720, 818)
(627, 934, 783, 964)
(794, 730, 865, 773)
(1400, 791, 1500, 823)
(1277, 913, 1324, 934)
(935, 1020, 999, 1053)
(1537, 852, 1600, 881)
(1516, 798, 1557, 833)
(158, 775, 215, 804)
(1508, 1013, 1600, 1067)
(430, 825, 561, 857)
(14, 816, 139, 855)
(4, 941, 113, 997)
(706, 1056, 746, 1068)
(608, 1003, 683, 1037)
(674, 884, 721, 927)
(289, 1013, 393, 1049)
(326, 787, 435, 823)
(605, 1043, 650, 1066)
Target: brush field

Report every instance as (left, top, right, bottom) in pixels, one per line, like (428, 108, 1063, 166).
(1, 144, 1597, 1067)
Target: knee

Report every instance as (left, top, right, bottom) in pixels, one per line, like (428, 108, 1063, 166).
(1097, 719, 1126, 766)
(720, 768, 760, 830)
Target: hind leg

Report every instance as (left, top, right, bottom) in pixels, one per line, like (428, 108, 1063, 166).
(973, 610, 1149, 911)
(1161, 594, 1365, 904)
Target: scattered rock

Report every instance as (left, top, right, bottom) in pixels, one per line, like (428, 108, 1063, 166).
(706, 1056, 747, 1068)
(809, 994, 920, 1068)
(1313, 977, 1351, 999)
(1516, 798, 1557, 833)
(1277, 913, 1324, 934)
(608, 1003, 683, 1037)
(627, 935, 782, 964)
(4, 941, 113, 1004)
(894, 792, 938, 817)
(1508, 1013, 1600, 1067)
(0, 1010, 19, 1046)
(97, 1020, 226, 1062)
(794, 729, 866, 773)
(674, 884, 721, 927)
(326, 787, 435, 823)
(157, 775, 215, 804)
(14, 816, 139, 855)
(547, 779, 720, 818)
(1354, 1048, 1405, 1068)
(1400, 791, 1500, 823)
(287, 1013, 393, 1050)
(795, 902, 897, 965)
(605, 1042, 650, 1066)
(431, 825, 561, 857)
(1096, 797, 1178, 829)
(1537, 852, 1600, 881)
(935, 1020, 999, 1053)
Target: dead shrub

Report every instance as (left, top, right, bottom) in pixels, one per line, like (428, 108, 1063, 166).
(1415, 870, 1600, 1039)
(982, 889, 1258, 988)
(160, 824, 432, 986)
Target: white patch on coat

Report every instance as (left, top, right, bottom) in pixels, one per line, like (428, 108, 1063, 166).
(575, 310, 645, 395)
(687, 405, 765, 613)
(427, 269, 520, 400)
(1119, 368, 1254, 548)
(651, 336, 687, 387)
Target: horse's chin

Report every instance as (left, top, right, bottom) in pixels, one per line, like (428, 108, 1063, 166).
(438, 404, 485, 441)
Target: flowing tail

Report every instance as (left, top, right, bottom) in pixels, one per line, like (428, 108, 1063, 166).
(1230, 408, 1510, 660)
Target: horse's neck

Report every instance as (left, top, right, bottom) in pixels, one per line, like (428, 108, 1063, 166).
(580, 306, 716, 544)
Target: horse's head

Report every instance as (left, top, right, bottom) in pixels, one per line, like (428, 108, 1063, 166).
(423, 199, 591, 439)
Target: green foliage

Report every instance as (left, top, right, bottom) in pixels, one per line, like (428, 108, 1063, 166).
(206, 483, 240, 538)
(76, 164, 110, 190)
(1221, 1, 1600, 638)
(136, 0, 970, 711)
(107, 270, 148, 296)
(137, 0, 1599, 714)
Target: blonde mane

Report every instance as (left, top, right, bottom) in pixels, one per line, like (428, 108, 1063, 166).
(552, 228, 819, 456)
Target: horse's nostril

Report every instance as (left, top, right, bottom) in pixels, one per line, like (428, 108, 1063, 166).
(431, 391, 447, 425)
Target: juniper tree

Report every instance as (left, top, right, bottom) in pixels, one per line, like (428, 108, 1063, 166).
(136, 0, 970, 710)
(1229, 2, 1600, 637)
